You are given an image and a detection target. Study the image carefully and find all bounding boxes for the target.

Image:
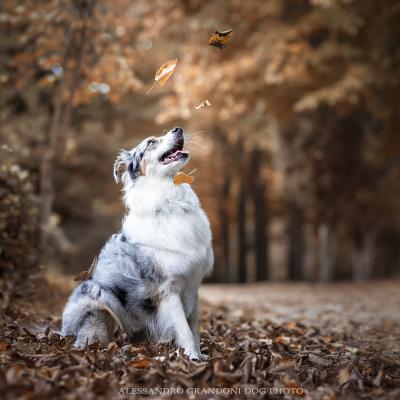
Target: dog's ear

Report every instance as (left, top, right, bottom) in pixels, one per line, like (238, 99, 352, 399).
(113, 149, 143, 183)
(113, 150, 131, 183)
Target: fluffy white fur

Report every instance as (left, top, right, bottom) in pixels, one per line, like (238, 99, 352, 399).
(62, 128, 213, 359)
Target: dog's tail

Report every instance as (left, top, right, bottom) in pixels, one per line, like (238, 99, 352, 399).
(74, 306, 116, 348)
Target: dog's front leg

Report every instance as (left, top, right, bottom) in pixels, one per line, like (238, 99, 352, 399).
(188, 299, 201, 355)
(157, 293, 199, 359)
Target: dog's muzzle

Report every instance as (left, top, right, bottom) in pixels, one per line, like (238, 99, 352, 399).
(159, 128, 189, 165)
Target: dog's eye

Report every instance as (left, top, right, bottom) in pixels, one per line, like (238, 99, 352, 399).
(147, 139, 157, 148)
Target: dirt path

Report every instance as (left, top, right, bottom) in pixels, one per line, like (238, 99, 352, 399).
(200, 281, 400, 346)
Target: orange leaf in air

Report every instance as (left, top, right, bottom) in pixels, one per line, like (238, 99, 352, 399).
(173, 172, 194, 185)
(195, 99, 211, 110)
(208, 29, 234, 49)
(147, 59, 178, 95)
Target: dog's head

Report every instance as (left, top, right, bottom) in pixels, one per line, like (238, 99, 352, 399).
(113, 127, 189, 184)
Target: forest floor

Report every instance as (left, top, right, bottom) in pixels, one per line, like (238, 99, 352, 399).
(0, 273, 400, 400)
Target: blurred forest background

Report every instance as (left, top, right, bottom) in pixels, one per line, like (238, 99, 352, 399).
(1, 0, 400, 284)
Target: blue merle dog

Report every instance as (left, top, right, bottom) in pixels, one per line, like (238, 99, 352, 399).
(61, 127, 213, 359)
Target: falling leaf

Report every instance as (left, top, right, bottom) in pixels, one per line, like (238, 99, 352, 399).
(173, 172, 194, 185)
(146, 59, 177, 95)
(208, 29, 234, 49)
(195, 99, 211, 110)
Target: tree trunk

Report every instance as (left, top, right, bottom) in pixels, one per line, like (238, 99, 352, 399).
(352, 234, 375, 281)
(221, 176, 231, 282)
(250, 148, 269, 282)
(287, 203, 305, 280)
(237, 180, 247, 283)
(216, 175, 231, 282)
(39, 98, 63, 252)
(39, 2, 94, 254)
(318, 223, 336, 281)
(39, 97, 75, 252)
(254, 182, 268, 281)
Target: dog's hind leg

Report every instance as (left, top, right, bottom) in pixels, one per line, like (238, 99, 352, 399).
(75, 308, 115, 348)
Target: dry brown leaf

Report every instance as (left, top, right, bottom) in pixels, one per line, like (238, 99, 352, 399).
(74, 256, 98, 281)
(322, 335, 334, 344)
(286, 322, 298, 330)
(131, 358, 153, 369)
(188, 363, 208, 378)
(147, 59, 177, 94)
(373, 364, 384, 387)
(87, 256, 98, 276)
(275, 335, 290, 344)
(6, 365, 23, 384)
(208, 29, 234, 49)
(308, 353, 332, 367)
(173, 172, 194, 185)
(283, 375, 306, 397)
(74, 270, 89, 281)
(270, 359, 296, 373)
(0, 281, 396, 399)
(338, 364, 352, 385)
(0, 340, 8, 351)
(195, 99, 211, 110)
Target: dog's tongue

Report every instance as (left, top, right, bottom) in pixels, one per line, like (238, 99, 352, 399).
(173, 150, 188, 157)
(166, 150, 188, 160)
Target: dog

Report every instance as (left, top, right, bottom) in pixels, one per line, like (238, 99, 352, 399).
(61, 127, 213, 359)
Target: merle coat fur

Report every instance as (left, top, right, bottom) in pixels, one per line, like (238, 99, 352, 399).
(61, 127, 213, 359)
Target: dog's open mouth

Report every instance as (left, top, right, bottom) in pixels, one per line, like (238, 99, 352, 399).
(160, 139, 189, 165)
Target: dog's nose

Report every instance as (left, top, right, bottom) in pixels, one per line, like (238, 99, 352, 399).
(172, 127, 183, 135)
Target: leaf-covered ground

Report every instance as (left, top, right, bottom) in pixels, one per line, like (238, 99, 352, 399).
(0, 276, 399, 399)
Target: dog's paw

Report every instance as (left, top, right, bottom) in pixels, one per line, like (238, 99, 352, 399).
(185, 350, 209, 361)
(73, 338, 87, 349)
(184, 349, 200, 360)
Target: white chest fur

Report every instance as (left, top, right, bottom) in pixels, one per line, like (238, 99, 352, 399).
(122, 178, 213, 279)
